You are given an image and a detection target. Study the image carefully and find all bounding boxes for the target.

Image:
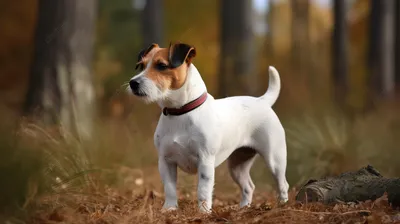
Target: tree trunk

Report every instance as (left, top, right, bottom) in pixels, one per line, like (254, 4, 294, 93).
(291, 0, 309, 75)
(296, 165, 400, 209)
(266, 0, 276, 57)
(332, 0, 349, 107)
(394, 0, 400, 93)
(369, 0, 396, 99)
(141, 0, 163, 47)
(219, 0, 255, 97)
(24, 0, 97, 139)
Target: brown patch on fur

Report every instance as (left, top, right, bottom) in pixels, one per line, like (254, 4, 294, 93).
(142, 48, 191, 90)
(136, 44, 160, 70)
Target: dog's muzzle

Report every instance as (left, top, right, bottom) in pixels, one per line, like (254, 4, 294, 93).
(129, 79, 146, 97)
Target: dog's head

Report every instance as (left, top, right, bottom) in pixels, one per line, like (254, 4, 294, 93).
(129, 42, 197, 103)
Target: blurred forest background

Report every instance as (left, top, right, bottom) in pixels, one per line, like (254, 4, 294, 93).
(1, 0, 400, 221)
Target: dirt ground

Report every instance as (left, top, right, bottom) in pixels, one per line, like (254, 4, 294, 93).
(27, 188, 400, 224)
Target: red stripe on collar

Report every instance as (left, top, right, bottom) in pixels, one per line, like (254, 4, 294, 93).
(162, 92, 208, 116)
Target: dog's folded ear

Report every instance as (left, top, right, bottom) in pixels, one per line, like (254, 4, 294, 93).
(136, 43, 159, 70)
(168, 42, 196, 68)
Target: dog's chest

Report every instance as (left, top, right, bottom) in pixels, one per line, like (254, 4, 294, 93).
(155, 120, 203, 174)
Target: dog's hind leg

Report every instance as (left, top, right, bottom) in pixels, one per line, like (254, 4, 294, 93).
(227, 147, 257, 208)
(260, 142, 289, 204)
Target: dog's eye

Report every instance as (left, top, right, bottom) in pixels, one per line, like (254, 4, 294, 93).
(155, 62, 168, 71)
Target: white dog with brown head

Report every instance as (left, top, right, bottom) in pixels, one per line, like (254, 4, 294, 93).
(128, 42, 289, 213)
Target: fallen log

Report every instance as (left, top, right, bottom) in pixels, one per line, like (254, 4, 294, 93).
(295, 165, 400, 208)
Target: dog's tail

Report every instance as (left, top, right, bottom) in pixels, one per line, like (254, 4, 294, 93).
(261, 66, 281, 106)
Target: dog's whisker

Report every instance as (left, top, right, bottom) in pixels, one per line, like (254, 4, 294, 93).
(110, 82, 131, 99)
(120, 82, 130, 89)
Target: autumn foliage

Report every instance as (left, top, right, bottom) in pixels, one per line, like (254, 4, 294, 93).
(1, 0, 400, 223)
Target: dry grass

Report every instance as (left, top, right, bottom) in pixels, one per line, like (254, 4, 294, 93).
(1, 103, 400, 223)
(25, 187, 400, 224)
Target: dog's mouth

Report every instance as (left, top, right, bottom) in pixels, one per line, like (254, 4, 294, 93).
(132, 90, 147, 97)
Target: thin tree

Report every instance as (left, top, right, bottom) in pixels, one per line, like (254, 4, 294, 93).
(332, 0, 349, 106)
(219, 0, 255, 97)
(394, 0, 400, 93)
(291, 0, 310, 74)
(369, 0, 395, 99)
(266, 0, 276, 57)
(141, 0, 163, 47)
(24, 0, 97, 139)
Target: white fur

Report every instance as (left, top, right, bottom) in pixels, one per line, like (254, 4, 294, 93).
(129, 58, 171, 103)
(130, 64, 289, 213)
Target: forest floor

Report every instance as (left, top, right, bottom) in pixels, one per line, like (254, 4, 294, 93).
(5, 108, 400, 224)
(26, 186, 399, 224)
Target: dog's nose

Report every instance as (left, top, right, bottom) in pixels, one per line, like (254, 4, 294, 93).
(129, 79, 140, 92)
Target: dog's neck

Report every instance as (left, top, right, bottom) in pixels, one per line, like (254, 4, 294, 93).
(157, 64, 207, 109)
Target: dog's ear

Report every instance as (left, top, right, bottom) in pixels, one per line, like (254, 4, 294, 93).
(168, 42, 196, 68)
(136, 43, 159, 70)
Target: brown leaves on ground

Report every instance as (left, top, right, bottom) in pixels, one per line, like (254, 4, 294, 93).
(26, 189, 400, 224)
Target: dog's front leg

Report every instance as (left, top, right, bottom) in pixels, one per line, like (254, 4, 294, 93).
(197, 157, 215, 213)
(158, 157, 178, 211)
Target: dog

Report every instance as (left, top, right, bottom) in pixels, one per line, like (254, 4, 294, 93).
(128, 42, 289, 213)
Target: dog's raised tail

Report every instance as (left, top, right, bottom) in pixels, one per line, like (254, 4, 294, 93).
(261, 66, 281, 106)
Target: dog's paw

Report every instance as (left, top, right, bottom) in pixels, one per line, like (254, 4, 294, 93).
(161, 206, 178, 213)
(278, 198, 289, 207)
(161, 202, 178, 213)
(239, 203, 251, 209)
(198, 201, 212, 214)
(199, 207, 212, 214)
